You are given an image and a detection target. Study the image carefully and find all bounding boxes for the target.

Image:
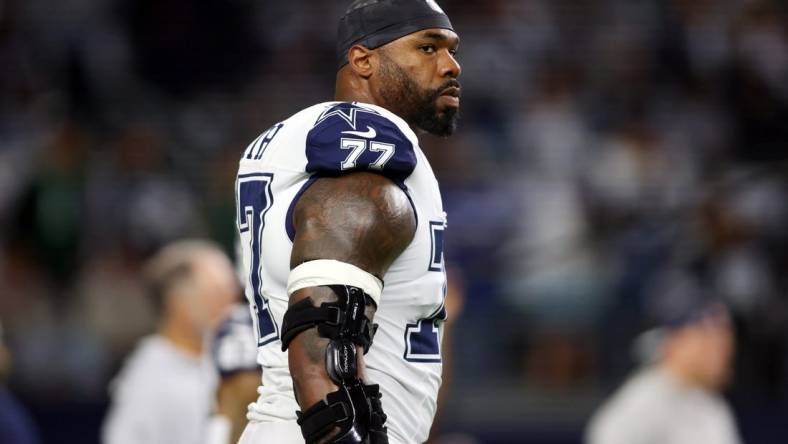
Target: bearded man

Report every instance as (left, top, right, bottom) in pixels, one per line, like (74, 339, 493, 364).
(233, 1, 462, 443)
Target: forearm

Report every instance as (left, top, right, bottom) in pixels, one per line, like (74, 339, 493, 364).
(287, 286, 367, 410)
(289, 326, 339, 410)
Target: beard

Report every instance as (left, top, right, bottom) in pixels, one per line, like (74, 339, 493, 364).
(378, 56, 460, 137)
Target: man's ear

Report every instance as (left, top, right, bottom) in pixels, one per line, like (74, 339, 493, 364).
(348, 45, 375, 79)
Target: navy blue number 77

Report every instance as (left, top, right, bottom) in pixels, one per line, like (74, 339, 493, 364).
(237, 173, 279, 346)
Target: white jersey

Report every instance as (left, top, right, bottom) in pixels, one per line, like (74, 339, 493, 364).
(102, 336, 218, 444)
(235, 101, 448, 443)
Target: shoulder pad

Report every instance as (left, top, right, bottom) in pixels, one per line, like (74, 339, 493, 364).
(306, 103, 416, 181)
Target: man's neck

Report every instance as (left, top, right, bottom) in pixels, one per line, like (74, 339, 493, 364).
(661, 359, 701, 390)
(158, 319, 203, 358)
(334, 75, 416, 132)
(334, 72, 378, 105)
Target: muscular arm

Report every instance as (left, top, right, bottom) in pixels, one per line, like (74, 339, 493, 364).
(288, 171, 416, 414)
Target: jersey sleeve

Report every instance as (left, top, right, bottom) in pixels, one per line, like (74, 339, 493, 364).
(305, 103, 417, 182)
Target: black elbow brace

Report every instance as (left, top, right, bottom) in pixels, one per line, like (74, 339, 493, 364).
(281, 285, 388, 444)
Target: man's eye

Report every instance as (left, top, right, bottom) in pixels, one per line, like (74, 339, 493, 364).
(449, 48, 459, 57)
(420, 45, 436, 54)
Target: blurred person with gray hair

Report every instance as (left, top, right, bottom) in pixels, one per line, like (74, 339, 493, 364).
(102, 240, 238, 444)
(585, 291, 741, 444)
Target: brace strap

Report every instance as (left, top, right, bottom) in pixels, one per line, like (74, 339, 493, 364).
(280, 285, 378, 353)
(296, 382, 388, 444)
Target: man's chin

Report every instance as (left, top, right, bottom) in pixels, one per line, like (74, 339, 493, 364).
(410, 104, 459, 136)
(431, 111, 459, 137)
(420, 125, 456, 137)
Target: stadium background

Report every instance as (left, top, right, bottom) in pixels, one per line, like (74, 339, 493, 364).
(1, 0, 787, 443)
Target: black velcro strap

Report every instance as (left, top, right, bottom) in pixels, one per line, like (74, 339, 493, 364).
(297, 399, 350, 444)
(280, 298, 342, 351)
(280, 285, 378, 353)
(369, 430, 389, 444)
(295, 382, 389, 444)
(364, 384, 388, 432)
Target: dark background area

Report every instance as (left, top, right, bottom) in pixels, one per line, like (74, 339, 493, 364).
(1, 0, 787, 443)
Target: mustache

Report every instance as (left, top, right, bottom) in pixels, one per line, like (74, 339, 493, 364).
(434, 79, 461, 97)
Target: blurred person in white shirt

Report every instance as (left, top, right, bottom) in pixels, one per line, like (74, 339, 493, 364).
(586, 298, 741, 444)
(102, 240, 238, 444)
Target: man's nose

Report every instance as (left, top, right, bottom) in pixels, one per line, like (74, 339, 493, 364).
(439, 51, 461, 78)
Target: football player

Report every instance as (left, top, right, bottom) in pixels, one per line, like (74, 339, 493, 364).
(234, 1, 461, 442)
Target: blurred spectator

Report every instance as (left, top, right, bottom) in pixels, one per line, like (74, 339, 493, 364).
(22, 119, 89, 282)
(102, 240, 238, 444)
(586, 298, 741, 444)
(726, 0, 788, 163)
(0, 321, 41, 444)
(69, 244, 156, 364)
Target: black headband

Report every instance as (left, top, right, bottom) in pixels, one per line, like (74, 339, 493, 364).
(337, 0, 454, 68)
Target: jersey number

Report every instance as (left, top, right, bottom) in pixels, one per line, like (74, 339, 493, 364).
(237, 173, 279, 345)
(340, 138, 395, 170)
(404, 219, 448, 362)
(404, 305, 447, 363)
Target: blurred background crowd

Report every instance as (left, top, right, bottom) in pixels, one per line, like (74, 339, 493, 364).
(0, 0, 786, 443)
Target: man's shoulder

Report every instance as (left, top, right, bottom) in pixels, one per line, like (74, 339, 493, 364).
(114, 337, 187, 387)
(303, 102, 419, 181)
(588, 369, 674, 439)
(307, 101, 416, 142)
(240, 101, 420, 180)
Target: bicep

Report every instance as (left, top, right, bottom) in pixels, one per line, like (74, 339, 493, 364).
(290, 171, 416, 278)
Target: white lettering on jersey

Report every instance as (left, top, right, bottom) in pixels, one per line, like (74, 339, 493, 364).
(340, 139, 396, 170)
(340, 139, 367, 170)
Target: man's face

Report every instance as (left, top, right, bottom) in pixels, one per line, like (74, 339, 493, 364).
(691, 310, 735, 390)
(374, 28, 461, 136)
(669, 307, 735, 391)
(187, 253, 239, 333)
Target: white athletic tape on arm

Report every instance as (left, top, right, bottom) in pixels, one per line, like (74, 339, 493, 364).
(286, 259, 384, 305)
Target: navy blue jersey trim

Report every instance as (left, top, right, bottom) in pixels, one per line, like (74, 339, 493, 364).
(238, 172, 272, 179)
(285, 175, 319, 242)
(392, 177, 418, 228)
(402, 319, 443, 363)
(218, 365, 262, 378)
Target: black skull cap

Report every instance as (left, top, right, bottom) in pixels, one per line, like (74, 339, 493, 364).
(337, 0, 454, 68)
